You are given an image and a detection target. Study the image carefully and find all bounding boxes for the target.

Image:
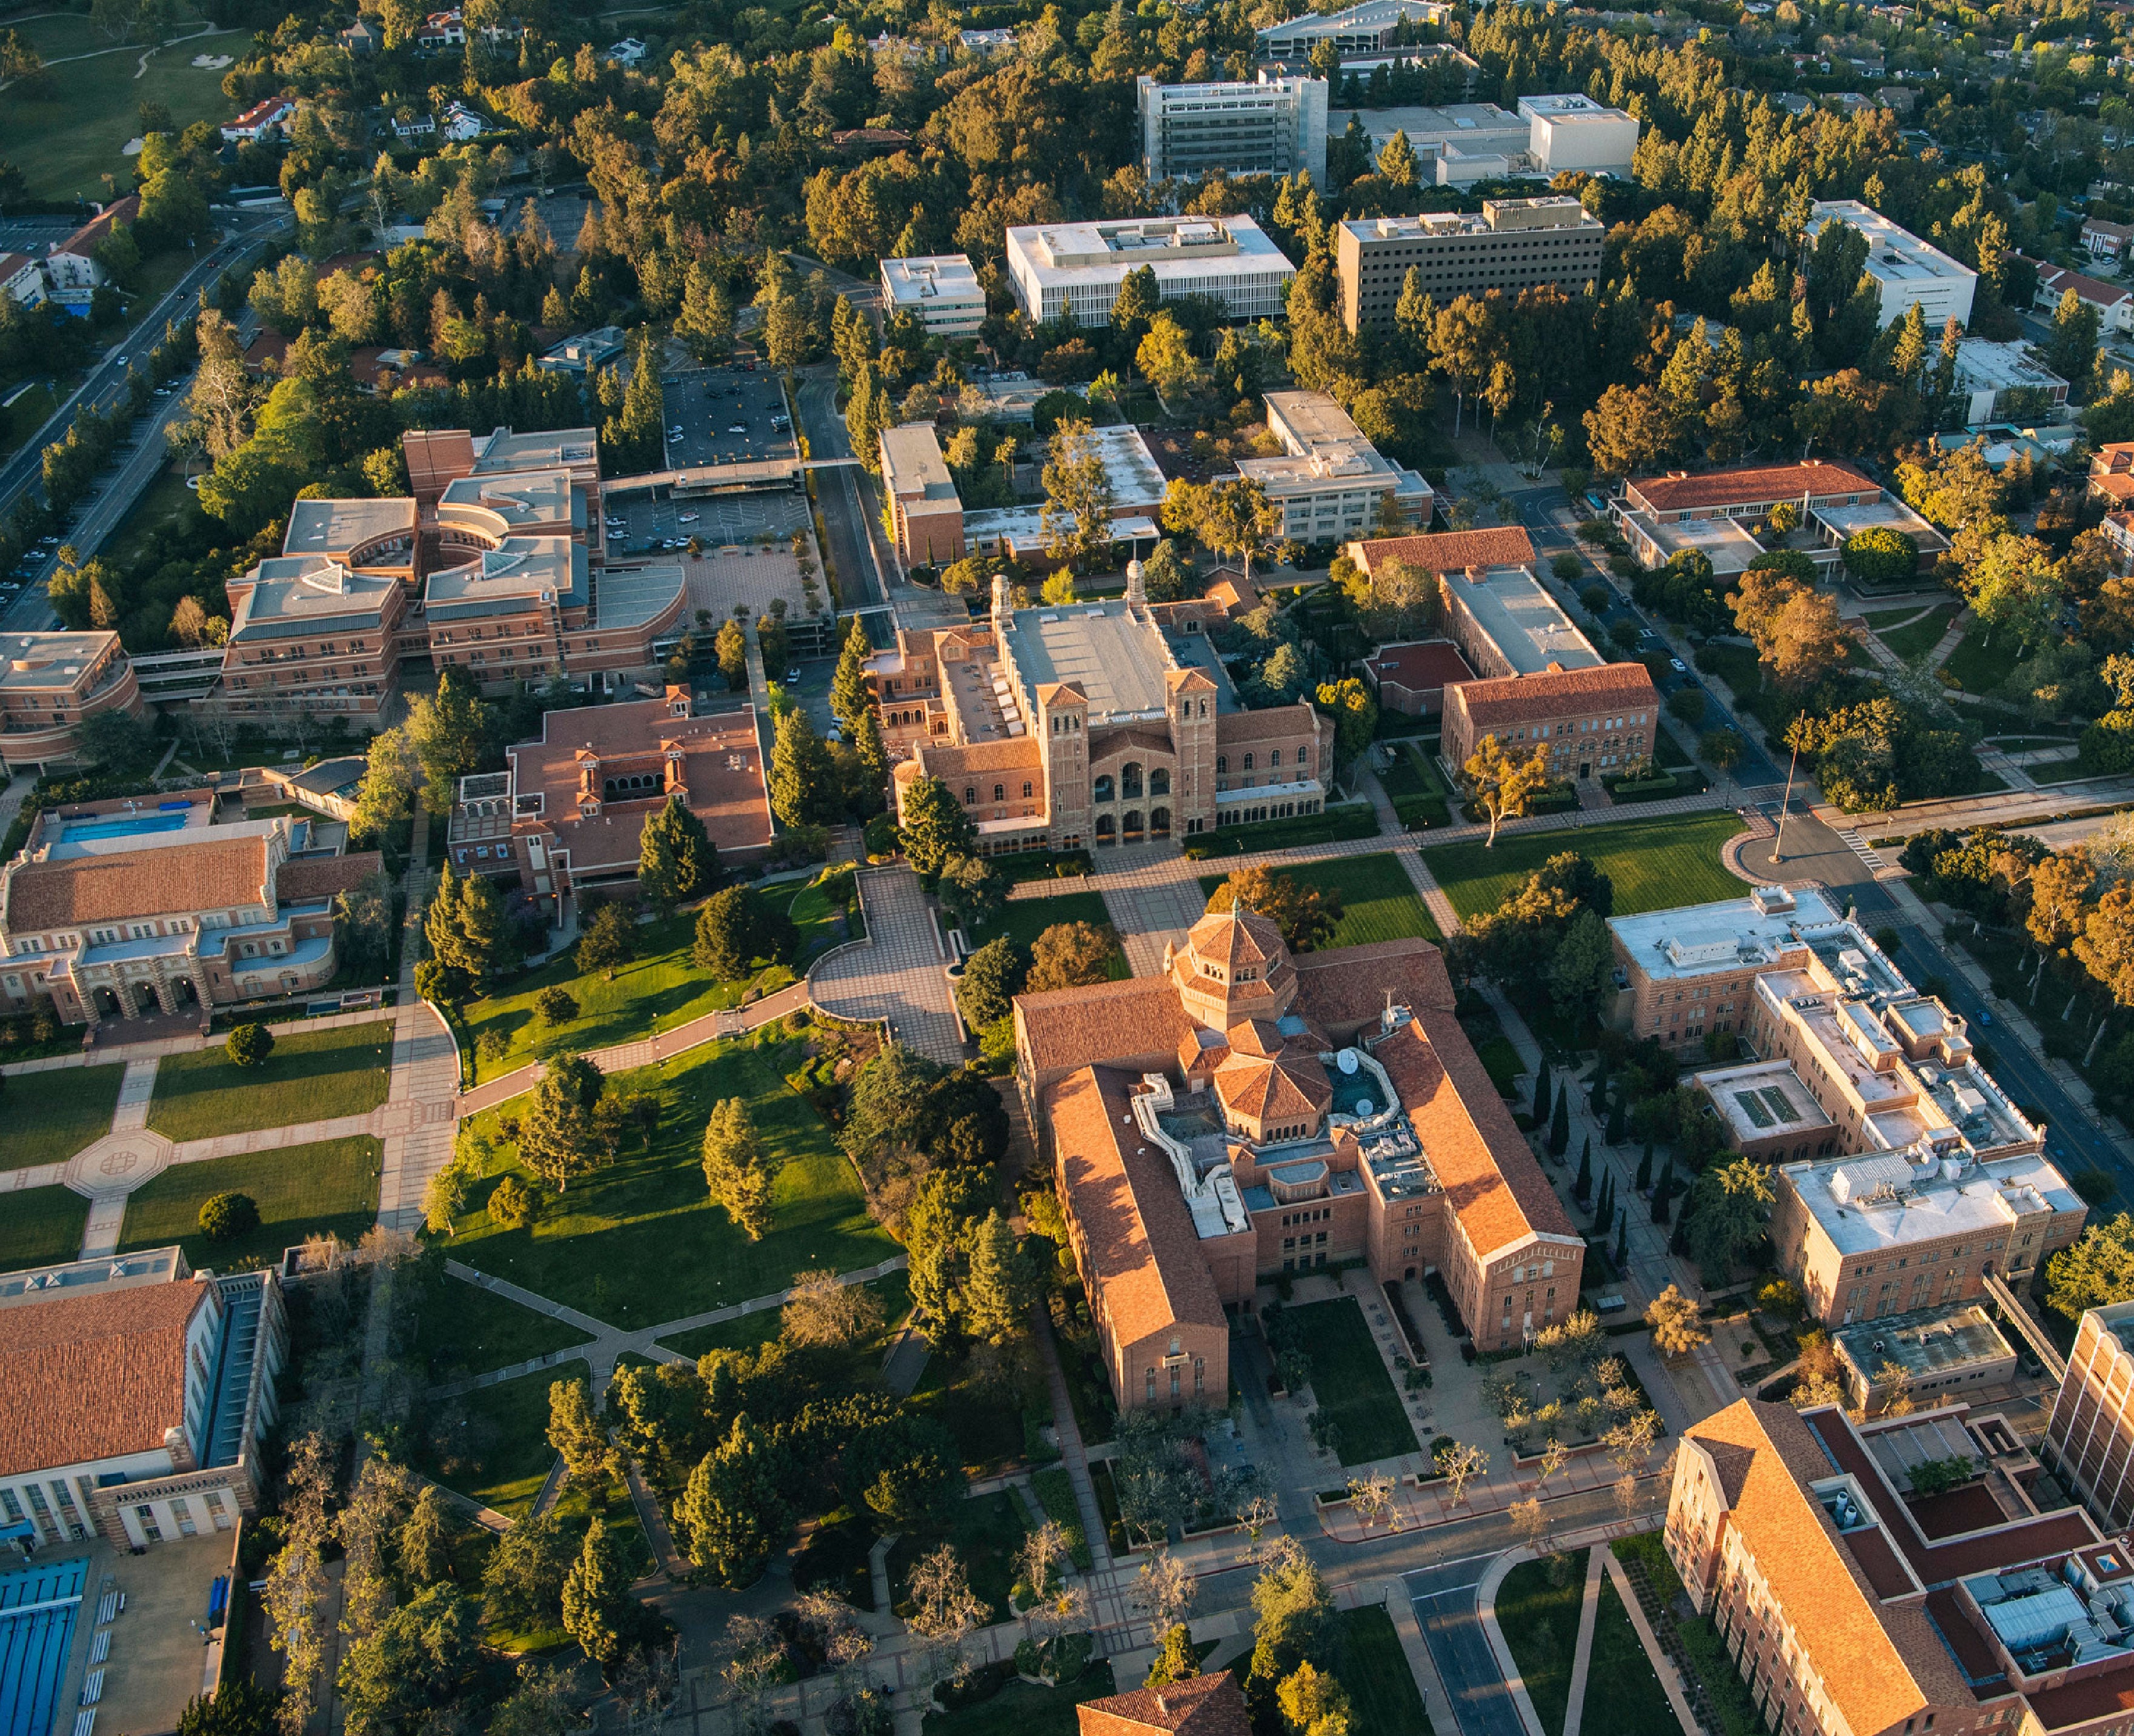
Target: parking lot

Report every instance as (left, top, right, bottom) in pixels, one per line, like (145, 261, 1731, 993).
(602, 486, 809, 556)
(659, 364, 797, 470)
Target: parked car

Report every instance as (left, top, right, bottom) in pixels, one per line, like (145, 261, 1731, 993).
(1669, 657, 1687, 673)
(726, 422, 748, 435)
(784, 667, 800, 683)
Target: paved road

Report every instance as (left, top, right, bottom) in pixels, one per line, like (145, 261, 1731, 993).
(1405, 1549, 1531, 1736)
(794, 365, 887, 614)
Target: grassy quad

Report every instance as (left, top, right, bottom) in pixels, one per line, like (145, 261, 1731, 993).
(408, 1268, 596, 1384)
(0, 18, 246, 201)
(653, 1269, 909, 1361)
(118, 1136, 382, 1269)
(963, 889, 1129, 977)
(147, 1022, 392, 1142)
(1336, 1605, 1435, 1736)
(1497, 1551, 1591, 1736)
(0, 1063, 124, 1171)
(1423, 811, 1746, 925)
(1870, 604, 1958, 663)
(1937, 621, 2006, 694)
(416, 1361, 575, 1520)
(0, 1185, 91, 1272)
(1198, 851, 1440, 947)
(1582, 1572, 1676, 1735)
(1286, 1295, 1418, 1465)
(451, 1031, 895, 1329)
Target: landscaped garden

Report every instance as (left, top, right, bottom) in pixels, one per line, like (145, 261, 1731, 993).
(1200, 851, 1439, 947)
(1938, 619, 2009, 694)
(1336, 1604, 1435, 1736)
(1423, 811, 1746, 924)
(118, 1135, 382, 1269)
(407, 1263, 596, 1383)
(451, 1029, 895, 1328)
(886, 1489, 1030, 1622)
(653, 1269, 909, 1361)
(1377, 740, 1453, 830)
(919, 1660, 1119, 1736)
(1497, 1551, 1591, 1736)
(1, 1063, 123, 1169)
(415, 1360, 575, 1519)
(1867, 603, 1958, 663)
(0, 1184, 90, 1271)
(965, 888, 1128, 976)
(1281, 1295, 1417, 1465)
(147, 1020, 393, 1141)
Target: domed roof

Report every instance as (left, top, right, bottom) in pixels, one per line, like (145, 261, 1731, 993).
(1185, 903, 1288, 973)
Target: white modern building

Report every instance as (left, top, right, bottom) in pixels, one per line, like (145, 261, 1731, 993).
(1004, 215, 1298, 328)
(1950, 338, 2070, 426)
(1255, 0, 1452, 59)
(880, 254, 987, 338)
(0, 1248, 288, 1552)
(1517, 92, 1640, 175)
(1235, 389, 1432, 541)
(1138, 74, 1328, 184)
(1809, 200, 1978, 330)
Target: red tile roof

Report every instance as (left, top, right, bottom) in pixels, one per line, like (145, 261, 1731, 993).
(1349, 527, 1535, 577)
(1367, 639, 1476, 699)
(56, 195, 141, 261)
(1017, 976, 1201, 1080)
(1449, 660, 1658, 731)
(0, 1282, 206, 1478)
(1625, 461, 1875, 513)
(7, 835, 271, 930)
(1291, 936, 1455, 1031)
(1078, 1672, 1251, 1736)
(2039, 260, 2134, 308)
(278, 850, 387, 906)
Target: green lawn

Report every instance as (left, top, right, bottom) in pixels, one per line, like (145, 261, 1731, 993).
(408, 1268, 595, 1383)
(965, 890, 1128, 976)
(0, 1185, 89, 1272)
(0, 20, 245, 200)
(1286, 1295, 1417, 1465)
(100, 463, 204, 573)
(888, 1489, 1029, 1623)
(1, 1063, 124, 1171)
(1337, 1605, 1434, 1736)
(2029, 756, 2102, 786)
(920, 1663, 1119, 1736)
(451, 1033, 895, 1329)
(459, 909, 766, 1085)
(1582, 1572, 1676, 1736)
(788, 865, 862, 964)
(1, 383, 59, 467)
(1378, 742, 1453, 830)
(654, 1268, 909, 1360)
(1424, 811, 1746, 923)
(1939, 622, 2007, 694)
(147, 1021, 392, 1141)
(1498, 1551, 1589, 1736)
(1872, 604, 1957, 663)
(1198, 851, 1439, 946)
(118, 1136, 381, 1269)
(909, 1347, 1032, 1478)
(418, 1362, 573, 1520)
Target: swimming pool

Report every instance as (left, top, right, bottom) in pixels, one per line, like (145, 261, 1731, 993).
(62, 812, 190, 842)
(0, 1553, 87, 1736)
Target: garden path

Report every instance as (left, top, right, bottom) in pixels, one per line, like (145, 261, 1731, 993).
(1558, 1545, 1605, 1736)
(806, 866, 964, 1063)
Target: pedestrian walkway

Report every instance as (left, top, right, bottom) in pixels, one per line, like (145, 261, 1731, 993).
(1600, 1543, 1700, 1734)
(427, 1253, 910, 1392)
(1034, 1314, 1114, 1572)
(808, 865, 964, 1062)
(454, 978, 811, 1116)
(1560, 1546, 1606, 1736)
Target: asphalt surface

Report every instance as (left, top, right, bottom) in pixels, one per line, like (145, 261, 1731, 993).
(794, 365, 886, 613)
(1405, 1550, 1531, 1736)
(657, 362, 794, 470)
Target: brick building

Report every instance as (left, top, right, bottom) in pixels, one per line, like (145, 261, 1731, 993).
(880, 424, 967, 566)
(0, 631, 145, 774)
(2049, 1301, 2134, 1531)
(1017, 906, 1582, 1414)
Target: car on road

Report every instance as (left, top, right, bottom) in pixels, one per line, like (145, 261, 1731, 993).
(678, 511, 699, 523)
(668, 425, 685, 441)
(1978, 1008, 1995, 1025)
(825, 723, 842, 743)
(1669, 657, 1687, 673)
(784, 667, 801, 683)
(726, 423, 747, 435)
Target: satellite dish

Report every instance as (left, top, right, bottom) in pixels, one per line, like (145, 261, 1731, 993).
(1354, 1097, 1374, 1118)
(1338, 1048, 1360, 1075)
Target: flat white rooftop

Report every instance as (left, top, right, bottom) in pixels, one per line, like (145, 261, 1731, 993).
(1812, 200, 1977, 287)
(1703, 1059, 1833, 1144)
(1783, 1148, 2078, 1259)
(1953, 338, 2070, 393)
(880, 254, 983, 310)
(1451, 566, 1600, 675)
(1008, 215, 1296, 287)
(1003, 600, 1178, 721)
(1609, 885, 1844, 981)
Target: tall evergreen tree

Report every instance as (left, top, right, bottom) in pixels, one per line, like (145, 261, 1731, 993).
(1588, 1050, 1609, 1108)
(1635, 1143, 1652, 1193)
(560, 1517, 635, 1666)
(700, 1096, 774, 1239)
(1532, 1059, 1552, 1126)
(768, 707, 837, 828)
(1605, 1089, 1626, 1144)
(1615, 1208, 1629, 1271)
(1548, 1089, 1569, 1157)
(677, 1415, 790, 1587)
(830, 614, 872, 729)
(1652, 1153, 1676, 1223)
(637, 791, 716, 908)
(1572, 1139, 1592, 1203)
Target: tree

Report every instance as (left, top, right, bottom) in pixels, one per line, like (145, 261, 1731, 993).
(2045, 287, 2104, 395)
(397, 1485, 453, 1586)
(78, 706, 155, 770)
(782, 1269, 886, 1348)
(693, 885, 794, 980)
(560, 1517, 636, 1668)
(531, 985, 579, 1028)
(1312, 678, 1377, 766)
(701, 1096, 776, 1239)
(1963, 533, 2066, 655)
(770, 708, 838, 828)
(547, 1374, 612, 1485)
(679, 1414, 789, 1586)
(1135, 1548, 1197, 1642)
(1546, 908, 1614, 1022)
(1277, 1663, 1352, 1736)
(517, 1054, 607, 1193)
(956, 936, 1026, 1029)
(1206, 865, 1341, 953)
(1437, 1441, 1488, 1504)
(716, 619, 748, 691)
(937, 853, 1006, 936)
(1026, 921, 1115, 992)
(1040, 418, 1117, 568)
(1728, 565, 1856, 691)
(1460, 736, 1551, 845)
(849, 1412, 966, 1530)
(2048, 1213, 2134, 1320)
(831, 614, 873, 729)
(1842, 526, 1920, 588)
(490, 1174, 542, 1228)
(576, 900, 636, 980)
(1684, 1155, 1774, 1280)
(675, 264, 735, 362)
(1644, 1283, 1709, 1356)
(897, 776, 977, 879)
(337, 1585, 480, 1736)
(176, 1681, 278, 1736)
(638, 794, 715, 908)
(962, 1208, 1034, 1344)
(1147, 1625, 1201, 1689)
(907, 1543, 987, 1684)
(199, 1191, 259, 1242)
(1246, 1536, 1338, 1718)
(226, 1022, 274, 1068)
(407, 671, 488, 813)
(1700, 727, 1745, 772)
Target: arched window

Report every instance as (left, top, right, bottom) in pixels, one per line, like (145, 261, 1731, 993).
(1151, 806, 1171, 835)
(1096, 814, 1117, 840)
(1244, 753, 1255, 770)
(1094, 773, 1115, 803)
(1216, 755, 1228, 774)
(1122, 762, 1143, 799)
(1149, 768, 1170, 796)
(963, 786, 976, 803)
(1297, 743, 1309, 765)
(994, 783, 1005, 801)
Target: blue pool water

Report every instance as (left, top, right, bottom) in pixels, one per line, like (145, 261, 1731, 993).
(63, 812, 190, 841)
(0, 1554, 87, 1736)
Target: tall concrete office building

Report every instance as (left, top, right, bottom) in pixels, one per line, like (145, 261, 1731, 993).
(1335, 196, 1604, 333)
(1137, 75, 1328, 185)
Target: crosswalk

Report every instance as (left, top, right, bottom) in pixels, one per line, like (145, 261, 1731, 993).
(1835, 826, 1898, 878)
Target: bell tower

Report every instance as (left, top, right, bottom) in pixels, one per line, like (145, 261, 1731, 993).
(1166, 667, 1218, 837)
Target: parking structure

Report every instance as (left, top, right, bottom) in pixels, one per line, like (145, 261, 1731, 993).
(657, 364, 797, 471)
